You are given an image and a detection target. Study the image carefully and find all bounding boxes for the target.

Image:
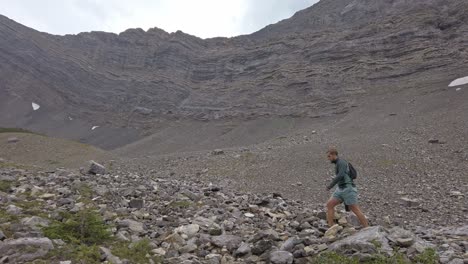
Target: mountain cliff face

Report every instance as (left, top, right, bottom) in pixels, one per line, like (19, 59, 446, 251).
(1, 0, 467, 148)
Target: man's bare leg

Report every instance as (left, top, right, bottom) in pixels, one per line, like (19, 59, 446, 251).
(326, 198, 342, 227)
(348, 204, 369, 227)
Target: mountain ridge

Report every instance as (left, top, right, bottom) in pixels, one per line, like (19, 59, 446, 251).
(1, 0, 468, 149)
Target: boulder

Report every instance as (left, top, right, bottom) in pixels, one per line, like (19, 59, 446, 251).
(118, 219, 145, 233)
(20, 216, 50, 230)
(175, 224, 200, 238)
(270, 251, 294, 264)
(329, 226, 392, 256)
(129, 199, 144, 209)
(324, 224, 343, 239)
(0, 237, 54, 262)
(7, 137, 19, 143)
(234, 242, 251, 257)
(88, 161, 106, 175)
(211, 235, 242, 252)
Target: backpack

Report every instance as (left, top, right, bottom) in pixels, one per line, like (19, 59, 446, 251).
(348, 162, 357, 180)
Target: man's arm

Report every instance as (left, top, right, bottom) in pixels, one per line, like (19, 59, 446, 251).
(327, 160, 347, 190)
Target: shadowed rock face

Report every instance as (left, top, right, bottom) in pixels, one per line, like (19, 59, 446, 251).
(0, 0, 467, 147)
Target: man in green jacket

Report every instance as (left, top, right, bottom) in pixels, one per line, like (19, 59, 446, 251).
(326, 148, 369, 228)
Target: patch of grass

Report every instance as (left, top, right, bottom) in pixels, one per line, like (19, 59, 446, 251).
(0, 160, 34, 170)
(0, 180, 12, 192)
(379, 159, 396, 168)
(74, 183, 94, 204)
(414, 248, 438, 264)
(112, 238, 163, 264)
(0, 208, 20, 223)
(0, 127, 36, 134)
(371, 239, 383, 249)
(43, 209, 111, 245)
(168, 200, 192, 208)
(313, 251, 434, 264)
(314, 252, 359, 264)
(46, 160, 60, 165)
(14, 199, 47, 216)
(45, 244, 101, 264)
(365, 253, 409, 264)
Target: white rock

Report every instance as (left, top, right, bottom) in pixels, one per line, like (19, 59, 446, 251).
(175, 224, 200, 237)
(244, 213, 255, 218)
(325, 224, 343, 238)
(32, 102, 40, 111)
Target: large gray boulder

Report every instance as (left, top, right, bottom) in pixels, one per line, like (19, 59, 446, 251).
(329, 226, 392, 256)
(0, 237, 54, 262)
(88, 160, 106, 175)
(270, 250, 294, 264)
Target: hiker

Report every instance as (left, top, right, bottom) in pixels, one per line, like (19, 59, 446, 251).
(325, 148, 369, 228)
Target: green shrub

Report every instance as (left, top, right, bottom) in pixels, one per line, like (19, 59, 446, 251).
(0, 180, 12, 192)
(314, 252, 359, 264)
(46, 244, 101, 264)
(314, 251, 415, 264)
(414, 248, 438, 264)
(43, 209, 111, 245)
(112, 238, 162, 264)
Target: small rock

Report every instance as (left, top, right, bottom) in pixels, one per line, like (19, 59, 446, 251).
(129, 199, 144, 209)
(7, 137, 19, 143)
(400, 197, 420, 207)
(270, 250, 294, 264)
(175, 224, 200, 238)
(211, 235, 242, 252)
(397, 238, 414, 248)
(211, 149, 224, 155)
(251, 239, 273, 255)
(88, 161, 106, 175)
(449, 191, 464, 197)
(447, 258, 464, 264)
(6, 204, 22, 215)
(317, 244, 328, 252)
(118, 219, 145, 233)
(21, 216, 50, 230)
(152, 248, 166, 256)
(244, 213, 255, 218)
(338, 216, 348, 225)
(324, 224, 343, 239)
(39, 193, 55, 199)
(100, 246, 123, 264)
(234, 242, 251, 257)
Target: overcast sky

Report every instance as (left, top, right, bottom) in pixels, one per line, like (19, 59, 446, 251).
(0, 0, 318, 38)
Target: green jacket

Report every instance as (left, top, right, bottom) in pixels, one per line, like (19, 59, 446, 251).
(327, 158, 355, 190)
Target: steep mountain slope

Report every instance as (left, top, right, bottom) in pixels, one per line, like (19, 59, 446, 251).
(0, 0, 467, 149)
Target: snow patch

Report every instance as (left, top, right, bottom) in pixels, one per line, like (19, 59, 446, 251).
(68, 116, 73, 120)
(32, 102, 40, 111)
(456, 88, 461, 91)
(91, 126, 99, 130)
(449, 76, 468, 87)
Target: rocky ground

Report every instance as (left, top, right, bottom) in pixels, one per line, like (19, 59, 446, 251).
(0, 162, 467, 264)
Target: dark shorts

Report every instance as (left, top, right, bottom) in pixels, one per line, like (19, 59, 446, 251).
(332, 186, 358, 205)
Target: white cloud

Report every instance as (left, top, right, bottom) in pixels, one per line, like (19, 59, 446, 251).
(0, 0, 318, 38)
